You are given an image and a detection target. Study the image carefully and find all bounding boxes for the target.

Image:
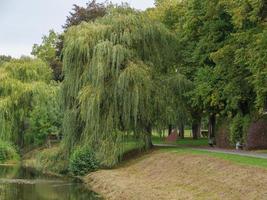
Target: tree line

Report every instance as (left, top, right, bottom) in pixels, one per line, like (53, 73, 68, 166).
(0, 0, 266, 167)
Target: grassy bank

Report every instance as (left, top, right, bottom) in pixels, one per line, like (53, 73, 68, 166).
(85, 149, 267, 200)
(22, 140, 143, 176)
(162, 147, 267, 169)
(23, 145, 68, 176)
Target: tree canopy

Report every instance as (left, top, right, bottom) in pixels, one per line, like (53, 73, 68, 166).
(0, 59, 61, 147)
(61, 9, 183, 166)
(148, 0, 267, 143)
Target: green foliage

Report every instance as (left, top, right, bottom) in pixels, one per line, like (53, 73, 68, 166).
(0, 140, 19, 163)
(25, 82, 62, 146)
(31, 30, 63, 81)
(0, 55, 12, 65)
(246, 29, 267, 112)
(32, 30, 58, 63)
(0, 59, 61, 148)
(69, 146, 98, 176)
(62, 11, 177, 166)
(230, 114, 251, 144)
(152, 0, 266, 137)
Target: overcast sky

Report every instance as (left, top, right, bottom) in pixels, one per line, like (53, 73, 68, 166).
(0, 0, 154, 57)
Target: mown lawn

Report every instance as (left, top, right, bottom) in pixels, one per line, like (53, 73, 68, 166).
(153, 136, 208, 147)
(162, 147, 267, 169)
(123, 141, 144, 153)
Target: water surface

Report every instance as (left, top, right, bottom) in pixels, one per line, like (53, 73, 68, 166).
(0, 165, 101, 200)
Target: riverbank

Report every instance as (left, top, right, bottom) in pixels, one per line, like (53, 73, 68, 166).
(84, 148, 267, 200)
(22, 143, 267, 199)
(22, 146, 68, 177)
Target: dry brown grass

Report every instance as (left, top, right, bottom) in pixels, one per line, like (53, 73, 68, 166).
(84, 150, 267, 200)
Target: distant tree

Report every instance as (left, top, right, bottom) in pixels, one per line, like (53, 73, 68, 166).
(54, 1, 110, 76)
(32, 30, 63, 81)
(63, 0, 107, 30)
(0, 55, 12, 65)
(0, 59, 61, 148)
(32, 30, 58, 63)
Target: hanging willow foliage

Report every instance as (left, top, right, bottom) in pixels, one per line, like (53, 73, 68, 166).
(62, 11, 179, 167)
(0, 59, 61, 147)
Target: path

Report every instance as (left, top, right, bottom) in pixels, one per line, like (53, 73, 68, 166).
(154, 143, 267, 159)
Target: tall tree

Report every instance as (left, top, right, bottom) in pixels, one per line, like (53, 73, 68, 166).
(63, 0, 107, 30)
(32, 30, 63, 81)
(0, 55, 12, 65)
(62, 9, 177, 166)
(0, 59, 61, 148)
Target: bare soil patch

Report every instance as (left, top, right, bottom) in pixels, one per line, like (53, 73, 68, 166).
(84, 150, 267, 200)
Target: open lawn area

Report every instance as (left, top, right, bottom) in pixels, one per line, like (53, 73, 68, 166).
(152, 129, 209, 147)
(153, 137, 208, 147)
(162, 147, 267, 169)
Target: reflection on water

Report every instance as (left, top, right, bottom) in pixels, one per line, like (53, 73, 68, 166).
(0, 165, 101, 200)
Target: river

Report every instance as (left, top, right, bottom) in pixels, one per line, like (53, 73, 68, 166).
(0, 165, 102, 200)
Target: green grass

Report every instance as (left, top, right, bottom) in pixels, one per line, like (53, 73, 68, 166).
(124, 141, 143, 152)
(152, 129, 192, 138)
(152, 129, 209, 147)
(162, 147, 267, 169)
(153, 136, 208, 147)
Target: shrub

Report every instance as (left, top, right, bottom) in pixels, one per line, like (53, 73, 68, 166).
(69, 147, 98, 176)
(0, 140, 19, 163)
(230, 114, 250, 145)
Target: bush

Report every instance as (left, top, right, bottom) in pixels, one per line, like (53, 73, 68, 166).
(69, 147, 98, 176)
(0, 140, 19, 163)
(230, 114, 250, 145)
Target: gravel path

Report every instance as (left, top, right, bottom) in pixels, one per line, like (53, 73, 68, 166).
(154, 144, 267, 159)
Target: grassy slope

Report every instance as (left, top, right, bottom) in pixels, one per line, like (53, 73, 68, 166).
(85, 150, 267, 200)
(162, 147, 267, 169)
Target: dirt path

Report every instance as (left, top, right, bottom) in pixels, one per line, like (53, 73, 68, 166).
(84, 150, 267, 200)
(155, 144, 267, 159)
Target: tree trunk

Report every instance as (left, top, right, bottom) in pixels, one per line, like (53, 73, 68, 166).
(192, 118, 201, 140)
(168, 124, 172, 136)
(208, 114, 216, 141)
(145, 124, 153, 149)
(179, 124, 184, 139)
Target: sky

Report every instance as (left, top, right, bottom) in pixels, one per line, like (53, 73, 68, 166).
(0, 0, 155, 58)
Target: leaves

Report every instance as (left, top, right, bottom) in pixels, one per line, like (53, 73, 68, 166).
(62, 12, 177, 166)
(0, 59, 61, 147)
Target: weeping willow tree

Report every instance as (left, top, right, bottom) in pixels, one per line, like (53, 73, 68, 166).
(0, 59, 61, 148)
(62, 10, 185, 166)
